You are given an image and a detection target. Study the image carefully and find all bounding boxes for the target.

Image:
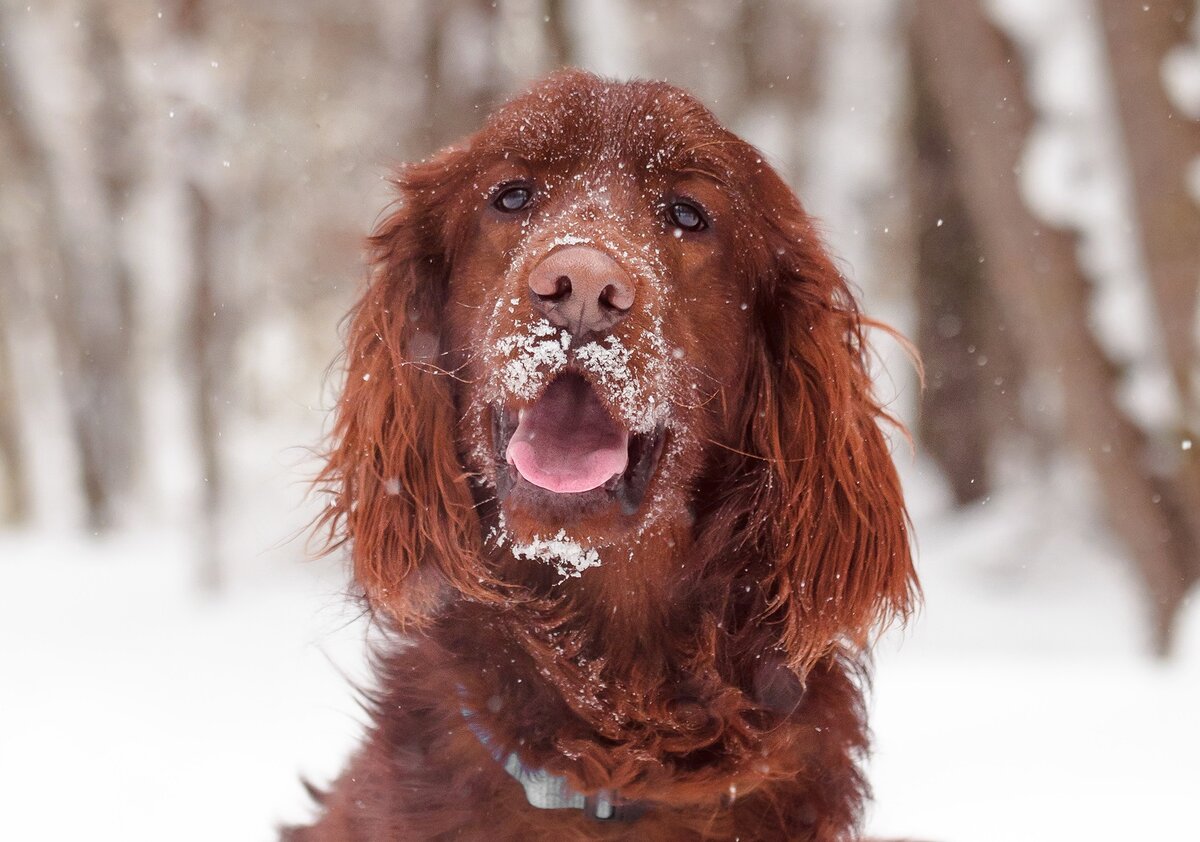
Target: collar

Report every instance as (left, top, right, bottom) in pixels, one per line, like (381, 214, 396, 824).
(460, 705, 644, 821)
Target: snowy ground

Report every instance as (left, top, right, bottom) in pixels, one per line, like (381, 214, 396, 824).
(1, 459, 1197, 841)
(0, 528, 370, 840)
(867, 463, 1200, 842)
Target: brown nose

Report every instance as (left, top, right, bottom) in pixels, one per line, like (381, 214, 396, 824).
(527, 245, 635, 338)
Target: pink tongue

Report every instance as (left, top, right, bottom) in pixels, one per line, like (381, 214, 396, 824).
(506, 374, 629, 493)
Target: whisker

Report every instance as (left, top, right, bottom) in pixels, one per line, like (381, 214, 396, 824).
(670, 387, 720, 412)
(691, 432, 815, 465)
(396, 353, 480, 384)
(472, 494, 499, 510)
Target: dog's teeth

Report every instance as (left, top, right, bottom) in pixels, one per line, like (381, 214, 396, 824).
(518, 408, 527, 424)
(502, 407, 519, 431)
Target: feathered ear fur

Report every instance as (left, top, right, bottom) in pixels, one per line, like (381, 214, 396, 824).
(730, 167, 919, 673)
(315, 150, 494, 628)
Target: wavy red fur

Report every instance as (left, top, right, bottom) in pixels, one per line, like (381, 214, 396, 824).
(290, 69, 919, 842)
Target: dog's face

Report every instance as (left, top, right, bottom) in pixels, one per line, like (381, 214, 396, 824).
(431, 79, 763, 568)
(324, 70, 914, 666)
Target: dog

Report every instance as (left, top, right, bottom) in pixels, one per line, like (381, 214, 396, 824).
(285, 68, 917, 841)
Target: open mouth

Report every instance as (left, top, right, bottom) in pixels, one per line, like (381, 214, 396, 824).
(493, 371, 666, 515)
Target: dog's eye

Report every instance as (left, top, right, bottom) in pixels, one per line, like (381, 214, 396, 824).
(493, 184, 533, 212)
(668, 201, 707, 232)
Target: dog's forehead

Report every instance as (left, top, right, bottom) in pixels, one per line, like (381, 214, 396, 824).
(479, 72, 730, 173)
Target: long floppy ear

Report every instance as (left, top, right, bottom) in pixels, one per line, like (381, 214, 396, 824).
(736, 172, 919, 672)
(315, 151, 494, 628)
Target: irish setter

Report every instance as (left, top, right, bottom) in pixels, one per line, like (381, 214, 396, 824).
(286, 69, 917, 841)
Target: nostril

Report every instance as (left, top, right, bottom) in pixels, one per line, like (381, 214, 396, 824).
(526, 246, 636, 335)
(599, 282, 634, 312)
(599, 284, 621, 311)
(534, 275, 572, 303)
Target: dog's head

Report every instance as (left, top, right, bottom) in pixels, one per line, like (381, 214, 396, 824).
(319, 70, 915, 670)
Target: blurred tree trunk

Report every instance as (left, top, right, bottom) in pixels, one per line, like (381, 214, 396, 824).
(735, 1, 819, 109)
(910, 60, 1000, 505)
(421, 0, 503, 150)
(70, 7, 140, 530)
(1099, 0, 1200, 405)
(171, 0, 228, 592)
(0, 6, 139, 531)
(911, 0, 1197, 653)
(544, 0, 576, 67)
(0, 291, 25, 525)
(733, 0, 819, 188)
(1098, 0, 1200, 566)
(187, 178, 224, 593)
(0, 58, 29, 525)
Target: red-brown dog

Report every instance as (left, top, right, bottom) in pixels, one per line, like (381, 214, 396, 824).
(286, 69, 917, 841)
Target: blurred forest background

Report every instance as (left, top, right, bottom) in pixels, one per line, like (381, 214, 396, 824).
(5, 0, 1199, 651)
(2, 1, 1199, 838)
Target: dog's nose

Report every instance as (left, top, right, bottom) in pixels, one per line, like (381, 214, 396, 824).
(527, 245, 635, 338)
